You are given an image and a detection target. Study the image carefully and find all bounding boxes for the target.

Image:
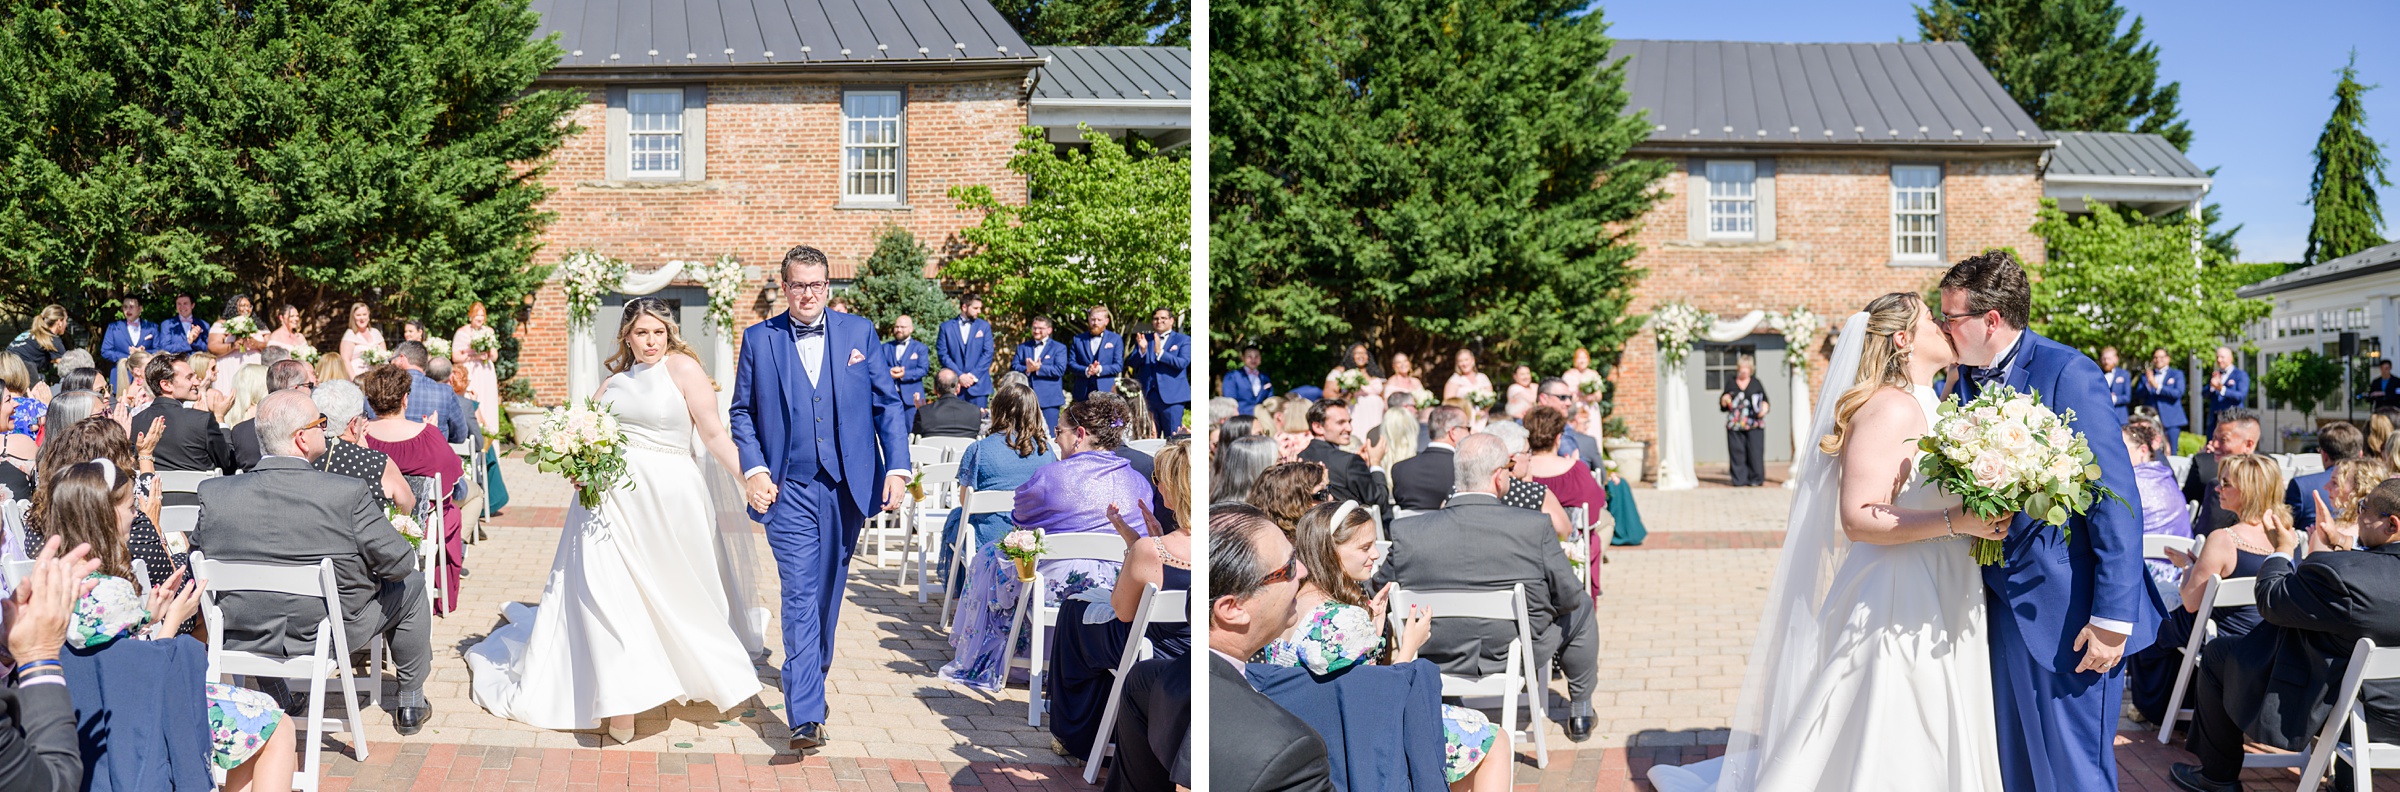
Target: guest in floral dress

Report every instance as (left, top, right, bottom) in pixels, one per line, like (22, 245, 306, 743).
(939, 395, 1151, 691)
(31, 416, 185, 592)
(941, 383, 1057, 578)
(1, 354, 47, 467)
(1253, 500, 1508, 790)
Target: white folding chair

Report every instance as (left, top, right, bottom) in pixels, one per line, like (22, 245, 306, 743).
(131, 558, 150, 595)
(152, 469, 217, 495)
(1004, 532, 1132, 727)
(1392, 508, 1426, 521)
(897, 462, 960, 601)
(1392, 583, 1549, 771)
(1563, 506, 1593, 589)
(920, 436, 976, 463)
(410, 476, 447, 613)
(1125, 438, 1167, 456)
(1084, 583, 1190, 784)
(2159, 570, 2296, 777)
(188, 552, 382, 790)
(158, 503, 201, 535)
(941, 489, 1016, 631)
(2144, 534, 2196, 561)
(2298, 637, 2400, 791)
(909, 444, 946, 470)
(0, 558, 30, 591)
(449, 441, 482, 549)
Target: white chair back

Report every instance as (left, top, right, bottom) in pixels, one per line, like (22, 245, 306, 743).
(1083, 583, 1191, 784)
(187, 551, 378, 785)
(2298, 637, 2400, 790)
(939, 489, 1019, 631)
(2160, 574, 2274, 749)
(909, 445, 946, 469)
(152, 469, 217, 495)
(1390, 583, 1547, 770)
(2169, 455, 2192, 487)
(964, 489, 1014, 517)
(1007, 531, 1133, 727)
(158, 504, 201, 535)
(2142, 534, 2194, 561)
(0, 558, 32, 590)
(1125, 438, 1168, 456)
(920, 436, 976, 462)
(895, 461, 965, 600)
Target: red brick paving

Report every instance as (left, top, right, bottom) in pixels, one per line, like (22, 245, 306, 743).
(320, 743, 1111, 791)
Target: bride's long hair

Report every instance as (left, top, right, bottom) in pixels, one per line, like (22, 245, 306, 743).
(605, 298, 706, 376)
(1817, 292, 1926, 456)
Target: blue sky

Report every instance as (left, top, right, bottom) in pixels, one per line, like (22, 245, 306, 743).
(1589, 0, 2400, 263)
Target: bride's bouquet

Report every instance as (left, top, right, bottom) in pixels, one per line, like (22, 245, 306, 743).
(524, 400, 632, 509)
(424, 338, 452, 360)
(1916, 386, 2123, 565)
(386, 506, 425, 549)
(219, 314, 263, 341)
(1333, 368, 1368, 392)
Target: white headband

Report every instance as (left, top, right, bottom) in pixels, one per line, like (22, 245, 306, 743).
(1329, 499, 1379, 540)
(88, 458, 116, 489)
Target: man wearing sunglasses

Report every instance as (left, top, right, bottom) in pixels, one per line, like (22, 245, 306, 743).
(1209, 504, 1334, 792)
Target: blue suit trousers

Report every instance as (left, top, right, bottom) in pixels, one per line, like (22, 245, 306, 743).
(764, 468, 864, 725)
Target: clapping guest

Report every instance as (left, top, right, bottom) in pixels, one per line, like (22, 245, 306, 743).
(0, 537, 105, 792)
(97, 298, 157, 394)
(2288, 421, 2363, 531)
(158, 295, 208, 356)
(1296, 400, 1391, 521)
(1274, 400, 1314, 462)
(310, 353, 348, 387)
(1048, 444, 1193, 760)
(885, 315, 930, 432)
(939, 295, 996, 408)
(131, 355, 236, 476)
(31, 416, 177, 592)
(2134, 347, 2189, 451)
(1222, 346, 1273, 417)
(1208, 504, 1335, 792)
(2177, 454, 2285, 636)
(1014, 317, 1070, 432)
(2201, 347, 2248, 440)
(1, 355, 47, 469)
(1134, 309, 1191, 437)
(8, 306, 70, 387)
(1441, 349, 1491, 403)
(1070, 306, 1125, 404)
(357, 366, 465, 613)
(1212, 435, 1276, 506)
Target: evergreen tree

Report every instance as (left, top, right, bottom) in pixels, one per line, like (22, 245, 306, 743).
(1919, 0, 2190, 149)
(1210, 0, 1669, 384)
(991, 0, 1188, 47)
(843, 226, 958, 350)
(2305, 55, 2391, 264)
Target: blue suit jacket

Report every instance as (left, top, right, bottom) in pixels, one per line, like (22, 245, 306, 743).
(937, 318, 994, 400)
(889, 338, 929, 407)
(2288, 469, 2336, 531)
(2102, 368, 2132, 414)
(156, 316, 208, 355)
(1136, 331, 1192, 404)
(1067, 331, 1124, 401)
(1221, 367, 1273, 415)
(97, 320, 158, 365)
(2132, 366, 2187, 429)
(1958, 330, 2165, 673)
(1013, 338, 1068, 408)
(2203, 368, 2249, 418)
(729, 312, 910, 515)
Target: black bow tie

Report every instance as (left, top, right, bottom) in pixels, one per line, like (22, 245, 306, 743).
(794, 322, 826, 340)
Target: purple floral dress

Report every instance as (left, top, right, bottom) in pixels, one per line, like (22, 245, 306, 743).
(937, 451, 1150, 691)
(1255, 601, 1498, 783)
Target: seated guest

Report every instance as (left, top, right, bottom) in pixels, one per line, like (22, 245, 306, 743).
(1208, 504, 1334, 792)
(1, 354, 46, 468)
(0, 537, 104, 791)
(2182, 409, 2260, 536)
(311, 354, 349, 387)
(41, 461, 296, 791)
(2135, 452, 2280, 723)
(2173, 478, 2400, 792)
(192, 390, 433, 735)
(940, 397, 1151, 692)
(311, 380, 415, 513)
(1211, 435, 1275, 506)
(2305, 457, 2393, 554)
(1391, 404, 1466, 510)
(230, 360, 317, 472)
(1048, 442, 1193, 761)
(223, 364, 269, 428)
(1254, 500, 1508, 790)
(1208, 397, 1239, 430)
(1373, 433, 1600, 742)
(31, 416, 178, 592)
(53, 368, 101, 402)
(1107, 652, 1190, 792)
(1481, 422, 1574, 539)
(131, 354, 235, 475)
(941, 383, 1057, 577)
(2123, 418, 2194, 589)
(1526, 405, 1606, 596)
(385, 342, 476, 447)
(357, 366, 463, 613)
(914, 369, 983, 439)
(2288, 421, 2363, 531)
(1296, 400, 1390, 521)
(1372, 405, 1418, 472)
(1217, 414, 1260, 446)
(1246, 460, 1326, 529)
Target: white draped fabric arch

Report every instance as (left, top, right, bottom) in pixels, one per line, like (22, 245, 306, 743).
(1784, 370, 1814, 490)
(1654, 310, 1768, 491)
(567, 260, 736, 410)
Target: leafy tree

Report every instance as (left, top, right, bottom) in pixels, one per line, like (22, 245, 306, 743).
(945, 125, 1190, 342)
(2262, 349, 2345, 422)
(1918, 0, 2189, 149)
(1211, 0, 1669, 388)
(991, 0, 1188, 47)
(0, 0, 579, 348)
(2305, 55, 2391, 265)
(2028, 199, 2269, 360)
(842, 225, 958, 351)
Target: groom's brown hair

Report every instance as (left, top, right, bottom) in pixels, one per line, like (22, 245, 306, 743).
(1940, 250, 2032, 329)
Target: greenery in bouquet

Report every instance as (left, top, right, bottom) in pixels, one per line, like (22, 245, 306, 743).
(559, 250, 631, 330)
(525, 399, 632, 509)
(1333, 368, 1368, 392)
(1916, 386, 2125, 565)
(692, 254, 747, 337)
(1648, 301, 1715, 367)
(470, 333, 501, 354)
(1415, 392, 1440, 409)
(1578, 378, 1602, 395)
(219, 314, 263, 340)
(423, 338, 451, 360)
(1465, 387, 1497, 410)
(386, 507, 424, 549)
(286, 344, 319, 364)
(357, 347, 392, 367)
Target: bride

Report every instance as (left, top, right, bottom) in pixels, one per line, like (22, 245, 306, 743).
(1651, 292, 2012, 791)
(466, 298, 766, 742)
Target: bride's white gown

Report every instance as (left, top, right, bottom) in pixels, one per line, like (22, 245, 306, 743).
(465, 362, 764, 730)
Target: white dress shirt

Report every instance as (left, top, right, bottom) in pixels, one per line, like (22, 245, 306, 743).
(743, 315, 910, 484)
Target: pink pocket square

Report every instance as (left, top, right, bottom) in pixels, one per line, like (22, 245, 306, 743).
(848, 349, 866, 365)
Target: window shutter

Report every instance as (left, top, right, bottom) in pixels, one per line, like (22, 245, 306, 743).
(1754, 158, 1776, 242)
(604, 86, 629, 182)
(682, 85, 708, 181)
(1686, 158, 1708, 242)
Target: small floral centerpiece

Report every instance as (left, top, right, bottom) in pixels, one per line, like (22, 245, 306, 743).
(286, 344, 320, 364)
(219, 314, 263, 341)
(358, 347, 392, 367)
(423, 338, 451, 360)
(387, 507, 424, 549)
(999, 529, 1046, 582)
(691, 254, 747, 337)
(524, 399, 632, 509)
(1333, 368, 1368, 392)
(470, 333, 500, 354)
(1917, 386, 2124, 565)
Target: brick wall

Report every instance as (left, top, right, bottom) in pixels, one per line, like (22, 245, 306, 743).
(512, 77, 1031, 403)
(1610, 153, 2045, 468)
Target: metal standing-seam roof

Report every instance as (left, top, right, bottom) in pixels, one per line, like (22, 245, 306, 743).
(1610, 40, 2052, 149)
(1031, 47, 1190, 104)
(2047, 131, 2208, 180)
(529, 0, 1041, 70)
(2239, 241, 2400, 298)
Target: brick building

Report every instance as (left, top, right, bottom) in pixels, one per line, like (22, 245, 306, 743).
(1605, 40, 2053, 472)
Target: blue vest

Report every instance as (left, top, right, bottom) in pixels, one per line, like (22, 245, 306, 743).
(783, 338, 843, 485)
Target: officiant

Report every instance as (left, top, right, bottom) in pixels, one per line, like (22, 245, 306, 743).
(1718, 355, 1769, 487)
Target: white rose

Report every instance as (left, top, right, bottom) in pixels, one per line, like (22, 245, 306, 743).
(546, 433, 570, 454)
(1971, 450, 2012, 489)
(1973, 406, 2000, 425)
(2000, 398, 2036, 420)
(1943, 418, 1976, 444)
(2045, 426, 2074, 448)
(2046, 455, 2082, 484)
(1992, 420, 2035, 451)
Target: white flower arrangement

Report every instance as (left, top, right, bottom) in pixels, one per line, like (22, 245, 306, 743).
(423, 338, 451, 360)
(358, 347, 392, 367)
(1465, 386, 1497, 411)
(685, 254, 747, 337)
(286, 343, 320, 364)
(219, 314, 263, 341)
(1917, 386, 2125, 565)
(1415, 392, 1441, 409)
(1647, 301, 1715, 368)
(558, 250, 631, 330)
(469, 332, 499, 354)
(1767, 306, 1822, 373)
(386, 507, 424, 549)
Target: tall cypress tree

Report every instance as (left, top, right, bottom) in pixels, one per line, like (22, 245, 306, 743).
(1919, 0, 2189, 149)
(2305, 55, 2392, 265)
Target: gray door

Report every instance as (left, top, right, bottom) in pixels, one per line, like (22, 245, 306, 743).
(1684, 334, 1792, 464)
(594, 287, 726, 381)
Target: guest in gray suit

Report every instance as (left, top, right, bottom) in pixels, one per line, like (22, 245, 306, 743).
(1372, 432, 1602, 742)
(192, 391, 434, 734)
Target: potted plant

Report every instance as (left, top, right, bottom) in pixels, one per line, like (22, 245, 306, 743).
(501, 379, 545, 450)
(1601, 415, 1645, 480)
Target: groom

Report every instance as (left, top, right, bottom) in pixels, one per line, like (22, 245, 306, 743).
(1942, 251, 2168, 791)
(729, 245, 911, 752)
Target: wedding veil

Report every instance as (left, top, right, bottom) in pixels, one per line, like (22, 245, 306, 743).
(695, 433, 773, 659)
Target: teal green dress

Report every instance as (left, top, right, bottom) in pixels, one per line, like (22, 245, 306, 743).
(1254, 600, 1499, 783)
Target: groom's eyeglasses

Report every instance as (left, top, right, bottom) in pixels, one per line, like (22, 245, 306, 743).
(786, 280, 832, 295)
(1940, 310, 1988, 327)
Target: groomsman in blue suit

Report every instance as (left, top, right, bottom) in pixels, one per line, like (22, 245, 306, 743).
(2133, 347, 2188, 452)
(886, 314, 930, 434)
(1136, 308, 1191, 437)
(99, 296, 159, 390)
(1014, 317, 1069, 431)
(158, 294, 209, 355)
(937, 296, 994, 408)
(2201, 346, 2249, 440)
(728, 246, 910, 753)
(2099, 346, 2132, 419)
(1068, 306, 1124, 404)
(1220, 345, 1272, 416)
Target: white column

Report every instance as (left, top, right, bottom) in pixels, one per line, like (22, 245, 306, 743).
(1784, 368, 1812, 490)
(1656, 359, 1697, 490)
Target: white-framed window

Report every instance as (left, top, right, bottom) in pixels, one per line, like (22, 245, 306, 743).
(1892, 164, 1943, 260)
(842, 91, 904, 203)
(626, 88, 686, 177)
(1705, 160, 1756, 238)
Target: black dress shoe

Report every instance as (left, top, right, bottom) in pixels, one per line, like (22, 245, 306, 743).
(790, 722, 828, 751)
(393, 705, 430, 736)
(1566, 715, 1593, 742)
(2169, 763, 2238, 792)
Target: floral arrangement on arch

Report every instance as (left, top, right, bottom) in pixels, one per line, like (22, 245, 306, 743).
(1647, 301, 1716, 368)
(1767, 306, 1822, 373)
(559, 250, 631, 330)
(685, 254, 746, 336)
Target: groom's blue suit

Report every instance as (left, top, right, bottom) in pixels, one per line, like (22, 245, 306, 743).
(729, 310, 910, 725)
(1956, 329, 2168, 792)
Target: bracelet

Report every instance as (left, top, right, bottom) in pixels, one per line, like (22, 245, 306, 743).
(1944, 506, 1956, 537)
(13, 660, 60, 677)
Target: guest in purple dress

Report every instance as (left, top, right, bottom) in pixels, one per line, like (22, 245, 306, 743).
(940, 394, 1154, 691)
(2124, 418, 2193, 588)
